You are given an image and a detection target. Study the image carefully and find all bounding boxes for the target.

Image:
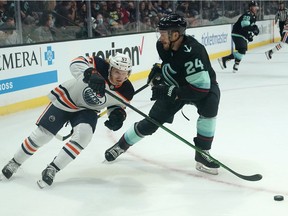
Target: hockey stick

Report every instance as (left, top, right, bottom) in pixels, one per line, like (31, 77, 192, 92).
(55, 83, 150, 141)
(134, 83, 149, 94)
(104, 89, 263, 182)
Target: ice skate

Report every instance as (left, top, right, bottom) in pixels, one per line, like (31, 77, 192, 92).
(105, 142, 129, 162)
(232, 63, 239, 73)
(217, 57, 227, 69)
(37, 164, 57, 189)
(1, 158, 21, 180)
(195, 150, 219, 175)
(265, 50, 273, 60)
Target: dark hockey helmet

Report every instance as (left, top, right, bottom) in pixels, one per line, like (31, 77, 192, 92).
(157, 13, 187, 35)
(249, 1, 258, 8)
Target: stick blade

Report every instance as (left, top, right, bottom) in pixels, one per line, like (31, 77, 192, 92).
(236, 173, 263, 181)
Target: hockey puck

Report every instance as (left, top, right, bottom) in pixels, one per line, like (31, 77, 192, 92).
(274, 195, 284, 201)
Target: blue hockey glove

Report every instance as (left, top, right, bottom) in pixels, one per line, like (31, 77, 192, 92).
(151, 85, 177, 101)
(104, 108, 126, 131)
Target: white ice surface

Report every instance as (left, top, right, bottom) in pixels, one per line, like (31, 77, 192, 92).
(1, 44, 288, 216)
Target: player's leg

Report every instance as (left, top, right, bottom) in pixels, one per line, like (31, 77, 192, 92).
(105, 100, 184, 161)
(232, 37, 247, 73)
(194, 83, 220, 174)
(266, 32, 288, 60)
(37, 110, 98, 187)
(1, 104, 68, 180)
(218, 53, 234, 69)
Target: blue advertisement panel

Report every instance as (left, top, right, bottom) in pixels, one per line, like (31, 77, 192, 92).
(0, 70, 58, 94)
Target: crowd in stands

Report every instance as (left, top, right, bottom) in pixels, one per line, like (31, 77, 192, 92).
(0, 0, 282, 46)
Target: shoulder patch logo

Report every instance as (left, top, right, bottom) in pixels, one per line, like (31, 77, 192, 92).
(184, 45, 192, 52)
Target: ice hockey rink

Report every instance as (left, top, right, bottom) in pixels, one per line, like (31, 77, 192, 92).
(1, 43, 288, 216)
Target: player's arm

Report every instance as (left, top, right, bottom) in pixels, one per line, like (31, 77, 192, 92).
(70, 56, 95, 79)
(241, 15, 259, 35)
(104, 83, 134, 131)
(151, 50, 211, 102)
(104, 106, 127, 131)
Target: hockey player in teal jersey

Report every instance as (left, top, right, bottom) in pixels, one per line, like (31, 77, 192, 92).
(104, 13, 221, 175)
(218, 1, 260, 73)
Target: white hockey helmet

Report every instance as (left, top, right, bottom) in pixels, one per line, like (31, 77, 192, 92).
(109, 52, 132, 74)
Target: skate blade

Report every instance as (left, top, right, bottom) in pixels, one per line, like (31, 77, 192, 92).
(217, 58, 225, 69)
(265, 52, 271, 60)
(0, 173, 5, 181)
(102, 159, 109, 163)
(37, 179, 48, 189)
(102, 159, 117, 164)
(196, 162, 218, 175)
(0, 173, 10, 181)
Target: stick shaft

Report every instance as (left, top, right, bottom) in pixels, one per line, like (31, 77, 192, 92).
(105, 89, 262, 182)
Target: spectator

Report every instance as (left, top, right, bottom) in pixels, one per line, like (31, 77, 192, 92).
(108, 1, 121, 24)
(139, 1, 147, 21)
(98, 1, 110, 20)
(76, 1, 86, 25)
(126, 1, 136, 23)
(161, 1, 173, 15)
(176, 1, 200, 27)
(140, 16, 154, 31)
(0, 1, 5, 26)
(107, 1, 124, 32)
(54, 1, 76, 27)
(91, 1, 100, 18)
(152, 1, 164, 15)
(93, 13, 111, 37)
(116, 1, 130, 28)
(33, 12, 55, 42)
(20, 0, 38, 24)
(0, 0, 14, 23)
(208, 2, 220, 21)
(0, 17, 20, 45)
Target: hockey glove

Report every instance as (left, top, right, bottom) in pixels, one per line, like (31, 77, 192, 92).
(83, 68, 105, 97)
(247, 32, 254, 42)
(252, 25, 259, 36)
(151, 85, 177, 101)
(104, 108, 127, 131)
(147, 63, 162, 86)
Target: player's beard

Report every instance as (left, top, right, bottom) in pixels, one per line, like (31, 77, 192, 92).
(162, 41, 171, 50)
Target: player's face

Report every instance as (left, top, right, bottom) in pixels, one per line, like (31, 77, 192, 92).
(109, 67, 129, 86)
(158, 30, 171, 50)
(158, 30, 179, 50)
(250, 6, 259, 14)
